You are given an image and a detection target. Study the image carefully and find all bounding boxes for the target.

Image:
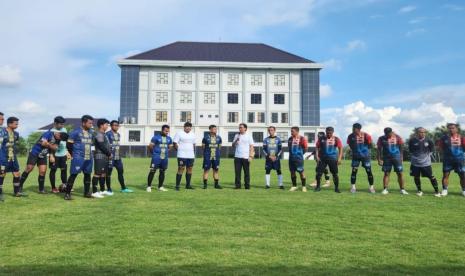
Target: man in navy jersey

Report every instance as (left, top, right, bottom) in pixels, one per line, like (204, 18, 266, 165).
(0, 117, 21, 199)
(202, 125, 222, 189)
(48, 116, 69, 194)
(147, 125, 173, 192)
(91, 119, 112, 198)
(263, 126, 283, 189)
(0, 112, 5, 201)
(347, 123, 375, 193)
(315, 126, 343, 193)
(288, 127, 308, 192)
(436, 123, 465, 197)
(309, 132, 331, 188)
(106, 120, 133, 193)
(408, 127, 440, 197)
(377, 127, 408, 195)
(64, 115, 94, 200)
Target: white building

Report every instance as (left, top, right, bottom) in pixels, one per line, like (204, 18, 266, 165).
(117, 42, 323, 152)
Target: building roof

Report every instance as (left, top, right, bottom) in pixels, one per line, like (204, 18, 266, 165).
(38, 118, 82, 131)
(125, 41, 315, 64)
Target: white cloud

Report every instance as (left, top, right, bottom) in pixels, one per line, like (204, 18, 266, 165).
(342, 40, 366, 52)
(321, 58, 343, 71)
(408, 17, 426, 24)
(0, 65, 21, 87)
(12, 101, 46, 115)
(443, 4, 464, 11)
(405, 28, 426, 37)
(320, 84, 333, 98)
(398, 5, 417, 14)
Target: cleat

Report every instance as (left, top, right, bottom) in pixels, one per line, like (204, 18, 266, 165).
(203, 184, 207, 189)
(279, 186, 284, 190)
(400, 189, 409, 195)
(158, 187, 168, 192)
(185, 185, 195, 190)
(441, 189, 448, 197)
(369, 186, 376, 194)
(381, 189, 389, 195)
(289, 186, 298, 192)
(175, 186, 180, 191)
(335, 188, 341, 193)
(64, 193, 72, 200)
(15, 192, 22, 197)
(302, 186, 307, 192)
(433, 192, 442, 198)
(51, 188, 60, 194)
(214, 184, 223, 189)
(323, 180, 331, 188)
(92, 192, 104, 198)
(416, 191, 423, 197)
(314, 186, 321, 192)
(121, 188, 133, 193)
(84, 193, 92, 198)
(265, 185, 270, 189)
(146, 186, 152, 193)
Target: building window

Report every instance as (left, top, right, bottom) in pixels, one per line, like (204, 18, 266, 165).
(305, 132, 316, 144)
(180, 111, 192, 122)
(252, 132, 263, 142)
(200, 114, 204, 118)
(281, 113, 289, 123)
(128, 130, 141, 142)
(274, 74, 285, 86)
(156, 73, 168, 84)
(228, 132, 238, 142)
(274, 94, 285, 104)
(271, 112, 278, 123)
(180, 92, 192, 104)
(204, 74, 216, 85)
(227, 112, 239, 123)
(204, 92, 216, 104)
(227, 74, 239, 86)
(227, 93, 239, 104)
(247, 112, 254, 123)
(277, 132, 288, 141)
(156, 111, 168, 122)
(257, 112, 265, 123)
(208, 114, 212, 118)
(250, 93, 262, 104)
(180, 73, 192, 85)
(155, 92, 168, 104)
(215, 114, 219, 118)
(251, 74, 262, 86)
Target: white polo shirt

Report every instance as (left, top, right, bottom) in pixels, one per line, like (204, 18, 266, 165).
(173, 131, 196, 158)
(234, 133, 254, 159)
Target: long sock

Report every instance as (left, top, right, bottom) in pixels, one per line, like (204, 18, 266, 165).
(0, 176, 4, 194)
(333, 175, 339, 189)
(117, 169, 126, 190)
(158, 170, 165, 188)
(147, 171, 155, 187)
(278, 174, 283, 186)
(49, 168, 57, 189)
(430, 177, 439, 193)
(66, 174, 77, 194)
(90, 175, 98, 194)
(367, 170, 374, 186)
(291, 176, 297, 187)
(414, 177, 422, 192)
(100, 177, 107, 192)
(316, 173, 322, 188)
(186, 173, 192, 187)
(106, 175, 112, 190)
(13, 176, 20, 194)
(176, 173, 182, 188)
(301, 177, 306, 187)
(83, 174, 91, 195)
(265, 174, 270, 186)
(19, 171, 29, 190)
(38, 175, 45, 191)
(203, 179, 208, 187)
(351, 169, 357, 185)
(214, 179, 219, 186)
(61, 167, 67, 184)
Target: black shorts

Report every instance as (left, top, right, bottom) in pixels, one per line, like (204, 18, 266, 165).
(410, 165, 433, 178)
(94, 159, 109, 175)
(49, 156, 67, 170)
(26, 153, 47, 166)
(316, 159, 338, 175)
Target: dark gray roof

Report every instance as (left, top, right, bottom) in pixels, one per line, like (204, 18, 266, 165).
(126, 42, 314, 63)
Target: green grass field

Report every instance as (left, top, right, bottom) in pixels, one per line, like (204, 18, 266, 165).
(1, 158, 464, 275)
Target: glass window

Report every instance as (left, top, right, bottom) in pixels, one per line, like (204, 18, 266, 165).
(277, 132, 288, 141)
(251, 93, 262, 104)
(274, 74, 285, 86)
(274, 94, 285, 104)
(271, 113, 278, 123)
(305, 132, 316, 144)
(204, 92, 216, 104)
(257, 112, 265, 123)
(155, 92, 168, 104)
(180, 111, 192, 122)
(281, 113, 289, 123)
(247, 112, 254, 123)
(251, 74, 262, 86)
(204, 74, 216, 85)
(156, 73, 168, 84)
(227, 112, 239, 123)
(180, 73, 192, 85)
(227, 93, 239, 104)
(252, 132, 263, 142)
(128, 130, 141, 142)
(180, 92, 192, 104)
(227, 74, 239, 86)
(155, 111, 167, 122)
(228, 132, 238, 142)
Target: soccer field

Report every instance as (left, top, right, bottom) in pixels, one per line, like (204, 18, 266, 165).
(0, 158, 464, 275)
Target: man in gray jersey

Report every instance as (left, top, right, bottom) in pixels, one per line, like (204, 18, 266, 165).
(91, 119, 112, 198)
(408, 127, 440, 197)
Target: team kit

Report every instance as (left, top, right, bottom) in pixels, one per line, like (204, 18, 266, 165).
(0, 112, 464, 202)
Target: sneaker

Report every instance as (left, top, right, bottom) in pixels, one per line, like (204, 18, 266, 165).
(381, 189, 389, 195)
(104, 190, 114, 196)
(175, 186, 180, 191)
(92, 192, 104, 198)
(146, 186, 152, 193)
(289, 186, 298, 192)
(462, 191, 465, 197)
(314, 186, 321, 192)
(323, 180, 331, 188)
(434, 192, 441, 198)
(64, 193, 72, 200)
(38, 190, 48, 194)
(121, 188, 133, 193)
(158, 187, 168, 192)
(310, 181, 317, 187)
(186, 185, 195, 190)
(350, 187, 356, 193)
(51, 188, 60, 194)
(15, 192, 22, 197)
(369, 186, 376, 194)
(335, 188, 341, 193)
(416, 191, 423, 197)
(214, 184, 223, 189)
(441, 189, 448, 196)
(279, 185, 284, 190)
(98, 191, 106, 197)
(265, 185, 270, 189)
(302, 187, 307, 192)
(400, 189, 409, 195)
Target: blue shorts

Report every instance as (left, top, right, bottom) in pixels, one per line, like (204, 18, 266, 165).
(150, 157, 168, 170)
(265, 158, 281, 171)
(352, 157, 371, 168)
(382, 158, 403, 173)
(70, 158, 93, 174)
(177, 158, 194, 168)
(289, 158, 304, 173)
(109, 159, 124, 170)
(443, 159, 465, 174)
(203, 159, 220, 170)
(0, 159, 20, 173)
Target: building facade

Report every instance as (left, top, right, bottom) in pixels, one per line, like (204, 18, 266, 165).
(117, 42, 323, 155)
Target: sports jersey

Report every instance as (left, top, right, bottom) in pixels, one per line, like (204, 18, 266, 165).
(438, 134, 465, 161)
(202, 135, 222, 160)
(30, 130, 57, 158)
(68, 127, 93, 160)
(0, 129, 19, 162)
(151, 134, 173, 160)
(93, 131, 111, 160)
(317, 135, 342, 160)
(377, 134, 403, 159)
(347, 132, 372, 159)
(408, 137, 434, 167)
(106, 131, 121, 160)
(173, 131, 196, 159)
(263, 136, 282, 157)
(288, 135, 308, 160)
(51, 127, 68, 157)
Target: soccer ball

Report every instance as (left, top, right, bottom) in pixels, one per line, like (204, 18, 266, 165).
(58, 184, 67, 193)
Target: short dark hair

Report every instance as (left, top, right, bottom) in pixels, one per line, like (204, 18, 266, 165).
(54, 116, 66, 124)
(291, 126, 299, 132)
(0, 112, 4, 116)
(7, 117, 19, 125)
(326, 126, 334, 132)
(161, 124, 170, 131)
(209, 124, 217, 130)
(239, 123, 247, 129)
(81, 115, 93, 123)
(184, 122, 193, 127)
(384, 127, 393, 135)
(110, 120, 119, 126)
(268, 126, 276, 130)
(447, 123, 458, 128)
(353, 123, 362, 130)
(97, 118, 109, 128)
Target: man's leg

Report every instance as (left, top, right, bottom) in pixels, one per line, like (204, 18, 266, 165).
(158, 169, 166, 189)
(203, 169, 209, 189)
(19, 164, 34, 192)
(265, 168, 271, 188)
(243, 159, 250, 189)
(299, 171, 307, 192)
(176, 165, 185, 190)
(213, 168, 221, 189)
(38, 165, 47, 193)
(186, 166, 194, 189)
(234, 158, 242, 189)
(147, 168, 156, 192)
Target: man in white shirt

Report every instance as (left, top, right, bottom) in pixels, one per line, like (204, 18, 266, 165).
(233, 123, 254, 189)
(173, 122, 196, 190)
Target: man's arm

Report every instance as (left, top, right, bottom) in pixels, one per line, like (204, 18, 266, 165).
(376, 138, 383, 165)
(337, 138, 343, 164)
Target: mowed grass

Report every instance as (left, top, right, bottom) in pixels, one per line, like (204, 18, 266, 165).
(0, 157, 464, 275)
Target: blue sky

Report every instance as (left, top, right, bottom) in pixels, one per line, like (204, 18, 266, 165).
(0, 0, 464, 138)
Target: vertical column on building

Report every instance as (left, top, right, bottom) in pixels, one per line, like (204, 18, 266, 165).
(242, 70, 246, 124)
(265, 70, 269, 125)
(195, 69, 199, 126)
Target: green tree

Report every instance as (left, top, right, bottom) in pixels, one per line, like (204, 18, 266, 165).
(16, 136, 28, 156)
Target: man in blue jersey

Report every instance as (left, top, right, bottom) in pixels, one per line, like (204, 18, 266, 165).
(49, 116, 69, 193)
(147, 125, 173, 192)
(263, 126, 283, 189)
(437, 123, 465, 197)
(377, 127, 408, 195)
(106, 120, 133, 193)
(347, 123, 375, 193)
(0, 117, 21, 199)
(202, 124, 222, 189)
(288, 126, 308, 192)
(315, 126, 343, 193)
(64, 115, 94, 200)
(0, 112, 4, 201)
